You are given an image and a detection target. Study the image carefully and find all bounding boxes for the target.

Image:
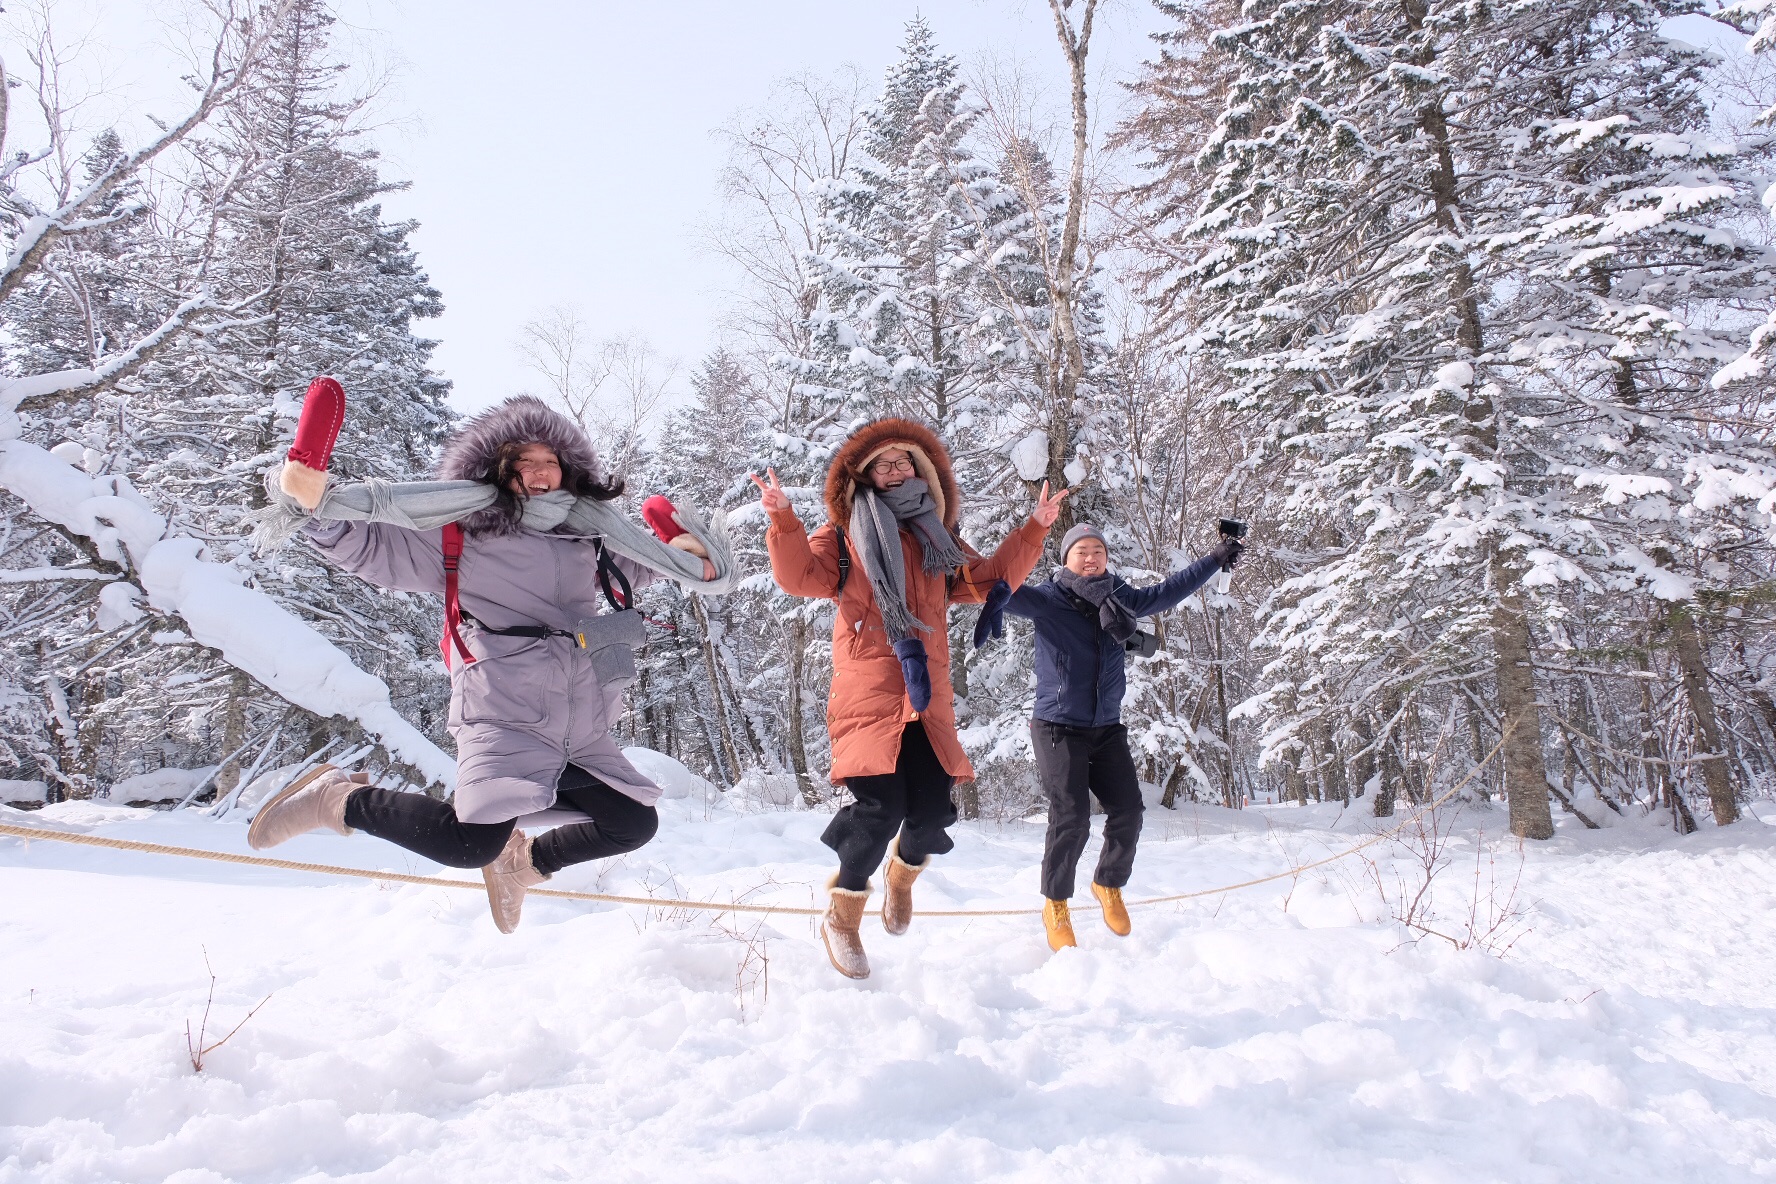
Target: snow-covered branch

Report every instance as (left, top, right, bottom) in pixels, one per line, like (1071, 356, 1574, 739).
(0, 430, 454, 788)
(0, 0, 295, 304)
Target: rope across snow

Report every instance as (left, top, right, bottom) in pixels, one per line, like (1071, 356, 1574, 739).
(0, 731, 1509, 918)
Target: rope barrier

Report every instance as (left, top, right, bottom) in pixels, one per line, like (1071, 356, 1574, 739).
(0, 732, 1510, 920)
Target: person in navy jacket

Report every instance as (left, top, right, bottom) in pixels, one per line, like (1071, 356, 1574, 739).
(976, 522, 1244, 951)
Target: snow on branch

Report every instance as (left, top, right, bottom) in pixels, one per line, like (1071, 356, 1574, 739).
(0, 292, 217, 412)
(0, 567, 116, 584)
(0, 0, 297, 303)
(0, 429, 454, 789)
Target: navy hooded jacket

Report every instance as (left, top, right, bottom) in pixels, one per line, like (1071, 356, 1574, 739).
(1005, 554, 1223, 728)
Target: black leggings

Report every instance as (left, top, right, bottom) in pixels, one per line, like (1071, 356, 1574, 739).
(342, 764, 659, 875)
(823, 722, 956, 891)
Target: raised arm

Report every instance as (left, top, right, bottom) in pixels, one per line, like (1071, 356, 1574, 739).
(1118, 552, 1224, 618)
(950, 481, 1069, 605)
(756, 469, 845, 599)
(304, 519, 445, 594)
(952, 518, 1048, 604)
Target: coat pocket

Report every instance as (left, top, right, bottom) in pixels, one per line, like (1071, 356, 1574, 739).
(451, 640, 550, 728)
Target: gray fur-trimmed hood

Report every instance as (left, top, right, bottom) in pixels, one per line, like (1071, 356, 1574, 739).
(436, 395, 609, 536)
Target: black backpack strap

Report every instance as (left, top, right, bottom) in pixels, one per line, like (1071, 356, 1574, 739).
(594, 538, 635, 613)
(834, 525, 852, 597)
(1061, 587, 1098, 620)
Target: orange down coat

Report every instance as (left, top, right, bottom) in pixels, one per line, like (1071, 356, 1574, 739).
(765, 418, 1047, 785)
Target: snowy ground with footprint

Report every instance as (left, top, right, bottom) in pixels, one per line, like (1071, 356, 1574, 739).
(3, 764, 1774, 1183)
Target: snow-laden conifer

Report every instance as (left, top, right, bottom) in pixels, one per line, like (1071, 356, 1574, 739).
(1186, 0, 1775, 833)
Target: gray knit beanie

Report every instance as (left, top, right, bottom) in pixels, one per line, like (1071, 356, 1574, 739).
(1060, 523, 1108, 563)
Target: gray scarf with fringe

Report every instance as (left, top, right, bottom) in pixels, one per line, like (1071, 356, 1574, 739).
(251, 466, 736, 594)
(1054, 568, 1137, 643)
(849, 478, 966, 642)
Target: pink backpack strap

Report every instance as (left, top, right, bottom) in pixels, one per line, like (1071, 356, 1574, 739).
(440, 522, 475, 667)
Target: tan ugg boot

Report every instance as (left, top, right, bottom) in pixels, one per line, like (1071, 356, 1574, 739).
(1043, 898, 1077, 952)
(247, 766, 365, 850)
(482, 828, 549, 934)
(821, 876, 872, 979)
(1091, 881, 1132, 936)
(881, 836, 929, 936)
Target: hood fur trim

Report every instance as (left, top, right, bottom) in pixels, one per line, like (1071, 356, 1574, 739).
(824, 418, 960, 531)
(435, 395, 604, 536)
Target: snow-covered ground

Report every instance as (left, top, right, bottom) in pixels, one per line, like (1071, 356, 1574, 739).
(3, 779, 1774, 1183)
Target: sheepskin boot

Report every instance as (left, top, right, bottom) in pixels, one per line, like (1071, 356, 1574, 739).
(482, 827, 549, 934)
(1091, 881, 1132, 936)
(881, 836, 929, 936)
(247, 766, 366, 850)
(1043, 898, 1078, 952)
(821, 876, 873, 980)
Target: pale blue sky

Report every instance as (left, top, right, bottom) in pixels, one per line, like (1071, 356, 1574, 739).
(362, 1, 1170, 413)
(16, 1, 1169, 414)
(12, 2, 1758, 417)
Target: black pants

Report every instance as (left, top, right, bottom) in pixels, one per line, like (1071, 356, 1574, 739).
(824, 721, 957, 890)
(1032, 719, 1144, 900)
(342, 764, 659, 876)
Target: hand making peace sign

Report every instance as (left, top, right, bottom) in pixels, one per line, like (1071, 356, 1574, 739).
(1031, 481, 1071, 529)
(750, 468, 791, 513)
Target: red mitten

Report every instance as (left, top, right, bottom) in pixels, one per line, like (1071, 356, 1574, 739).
(280, 376, 345, 510)
(642, 494, 708, 558)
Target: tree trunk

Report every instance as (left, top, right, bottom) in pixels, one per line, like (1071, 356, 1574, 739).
(1490, 551, 1554, 839)
(950, 623, 980, 819)
(786, 615, 819, 806)
(1314, 718, 1349, 804)
(1669, 604, 1737, 826)
(691, 599, 743, 785)
(1352, 713, 1376, 802)
(1373, 689, 1401, 819)
(75, 670, 106, 792)
(1212, 609, 1238, 808)
(1039, 0, 1100, 537)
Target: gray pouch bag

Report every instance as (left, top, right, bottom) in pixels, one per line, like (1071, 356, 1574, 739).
(574, 609, 647, 689)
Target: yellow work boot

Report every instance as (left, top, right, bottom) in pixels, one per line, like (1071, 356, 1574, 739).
(1091, 881, 1132, 936)
(1043, 898, 1077, 952)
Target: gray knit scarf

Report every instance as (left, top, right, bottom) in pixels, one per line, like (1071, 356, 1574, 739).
(849, 477, 966, 642)
(250, 466, 735, 594)
(1054, 568, 1137, 643)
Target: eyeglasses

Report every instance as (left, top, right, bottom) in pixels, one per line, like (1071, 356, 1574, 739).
(868, 458, 916, 476)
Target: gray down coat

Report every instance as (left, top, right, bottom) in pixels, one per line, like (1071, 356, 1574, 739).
(304, 397, 667, 823)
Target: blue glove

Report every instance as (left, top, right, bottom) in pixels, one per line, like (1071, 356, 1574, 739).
(973, 579, 1013, 649)
(892, 637, 932, 712)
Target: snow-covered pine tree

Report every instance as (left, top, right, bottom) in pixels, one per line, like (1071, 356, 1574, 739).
(620, 350, 782, 789)
(1715, 0, 1776, 388)
(0, 130, 177, 795)
(181, 0, 453, 791)
(11, 0, 454, 796)
(783, 19, 1074, 814)
(791, 19, 1036, 463)
(0, 5, 305, 798)
(1186, 0, 1773, 834)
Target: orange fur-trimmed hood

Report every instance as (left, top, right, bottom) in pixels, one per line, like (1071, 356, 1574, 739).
(823, 418, 961, 531)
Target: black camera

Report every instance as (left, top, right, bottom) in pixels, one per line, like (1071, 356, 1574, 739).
(1218, 517, 1248, 540)
(1125, 630, 1159, 658)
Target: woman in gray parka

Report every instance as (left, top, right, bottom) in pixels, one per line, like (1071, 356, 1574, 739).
(248, 396, 714, 932)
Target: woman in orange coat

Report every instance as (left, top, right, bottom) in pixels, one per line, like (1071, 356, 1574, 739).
(754, 418, 1067, 979)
